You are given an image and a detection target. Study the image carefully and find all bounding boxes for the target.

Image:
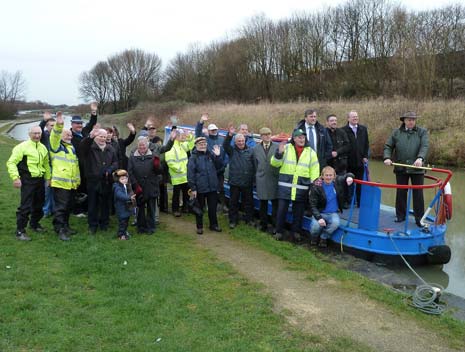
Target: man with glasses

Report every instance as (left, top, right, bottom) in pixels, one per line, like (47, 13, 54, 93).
(7, 126, 51, 240)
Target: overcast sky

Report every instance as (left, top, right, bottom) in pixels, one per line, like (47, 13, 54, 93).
(1, 0, 455, 105)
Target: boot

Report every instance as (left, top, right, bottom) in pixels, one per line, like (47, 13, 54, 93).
(59, 228, 71, 241)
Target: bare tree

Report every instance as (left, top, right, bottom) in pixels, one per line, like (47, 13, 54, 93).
(0, 70, 26, 103)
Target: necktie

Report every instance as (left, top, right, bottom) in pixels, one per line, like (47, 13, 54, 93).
(308, 126, 315, 150)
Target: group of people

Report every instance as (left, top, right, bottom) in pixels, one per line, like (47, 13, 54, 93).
(7, 106, 429, 245)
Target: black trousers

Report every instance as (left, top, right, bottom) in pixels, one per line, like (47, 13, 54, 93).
(52, 187, 73, 232)
(172, 183, 189, 212)
(276, 199, 305, 235)
(196, 192, 218, 229)
(259, 199, 278, 229)
(395, 173, 425, 221)
(229, 185, 253, 224)
(16, 177, 45, 231)
(159, 182, 168, 212)
(87, 181, 111, 230)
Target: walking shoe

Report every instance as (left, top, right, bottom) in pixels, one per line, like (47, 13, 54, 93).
(394, 217, 405, 223)
(229, 222, 236, 229)
(196, 228, 204, 235)
(310, 237, 319, 246)
(58, 228, 71, 241)
(294, 232, 302, 242)
(30, 224, 45, 233)
(65, 226, 77, 235)
(318, 238, 328, 248)
(173, 211, 181, 217)
(209, 225, 222, 232)
(74, 212, 87, 218)
(273, 232, 283, 241)
(16, 230, 31, 241)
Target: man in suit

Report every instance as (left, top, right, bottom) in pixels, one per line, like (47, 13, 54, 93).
(295, 109, 332, 168)
(342, 111, 369, 207)
(252, 127, 279, 233)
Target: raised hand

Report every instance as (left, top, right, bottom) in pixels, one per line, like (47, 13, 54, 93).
(56, 111, 64, 125)
(212, 144, 221, 156)
(200, 113, 209, 123)
(90, 102, 98, 114)
(278, 141, 286, 154)
(127, 122, 135, 133)
(43, 111, 52, 121)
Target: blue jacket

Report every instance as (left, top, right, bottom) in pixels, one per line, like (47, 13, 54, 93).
(113, 182, 132, 219)
(187, 149, 223, 193)
(195, 121, 226, 174)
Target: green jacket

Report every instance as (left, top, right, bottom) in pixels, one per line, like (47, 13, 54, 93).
(7, 139, 51, 181)
(49, 124, 80, 190)
(383, 125, 429, 174)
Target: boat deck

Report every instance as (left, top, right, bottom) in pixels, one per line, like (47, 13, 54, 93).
(339, 204, 429, 234)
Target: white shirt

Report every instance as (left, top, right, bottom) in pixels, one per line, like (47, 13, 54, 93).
(305, 122, 317, 150)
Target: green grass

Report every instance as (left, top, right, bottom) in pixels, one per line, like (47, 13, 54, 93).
(0, 131, 373, 351)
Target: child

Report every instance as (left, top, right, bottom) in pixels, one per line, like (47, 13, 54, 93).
(113, 169, 135, 240)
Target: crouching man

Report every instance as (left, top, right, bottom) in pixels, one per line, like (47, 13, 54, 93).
(309, 166, 353, 247)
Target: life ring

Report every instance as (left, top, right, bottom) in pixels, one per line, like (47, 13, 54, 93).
(443, 182, 452, 220)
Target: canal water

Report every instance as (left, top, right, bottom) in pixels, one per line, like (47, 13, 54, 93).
(7, 121, 465, 299)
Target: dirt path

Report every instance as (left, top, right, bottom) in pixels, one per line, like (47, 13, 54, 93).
(164, 214, 459, 352)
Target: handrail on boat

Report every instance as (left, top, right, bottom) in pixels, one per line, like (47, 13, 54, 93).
(353, 163, 453, 191)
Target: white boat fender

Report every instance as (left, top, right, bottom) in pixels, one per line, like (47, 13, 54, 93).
(443, 182, 452, 220)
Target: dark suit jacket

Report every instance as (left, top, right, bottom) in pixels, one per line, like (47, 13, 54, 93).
(342, 123, 369, 170)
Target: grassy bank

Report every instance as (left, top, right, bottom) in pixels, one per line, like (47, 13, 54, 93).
(102, 99, 465, 167)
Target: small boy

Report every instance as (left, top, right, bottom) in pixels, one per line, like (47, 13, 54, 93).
(113, 169, 136, 240)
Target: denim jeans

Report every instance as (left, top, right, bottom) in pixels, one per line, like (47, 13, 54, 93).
(310, 212, 340, 240)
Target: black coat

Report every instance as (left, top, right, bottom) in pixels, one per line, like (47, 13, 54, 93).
(327, 127, 350, 174)
(223, 134, 255, 187)
(295, 119, 333, 168)
(187, 149, 223, 194)
(80, 137, 119, 183)
(308, 173, 354, 220)
(128, 149, 162, 199)
(342, 123, 369, 170)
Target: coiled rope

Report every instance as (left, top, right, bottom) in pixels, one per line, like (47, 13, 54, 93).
(388, 234, 445, 315)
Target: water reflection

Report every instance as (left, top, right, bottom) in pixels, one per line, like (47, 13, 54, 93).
(368, 161, 465, 298)
(8, 115, 75, 141)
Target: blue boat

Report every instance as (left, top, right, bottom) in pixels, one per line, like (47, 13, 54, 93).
(164, 125, 453, 265)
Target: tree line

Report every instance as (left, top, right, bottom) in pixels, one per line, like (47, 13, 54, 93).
(79, 0, 465, 113)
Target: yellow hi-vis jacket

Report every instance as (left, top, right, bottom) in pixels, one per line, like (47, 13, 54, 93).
(271, 143, 320, 201)
(7, 139, 51, 181)
(49, 124, 80, 190)
(165, 136, 194, 186)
